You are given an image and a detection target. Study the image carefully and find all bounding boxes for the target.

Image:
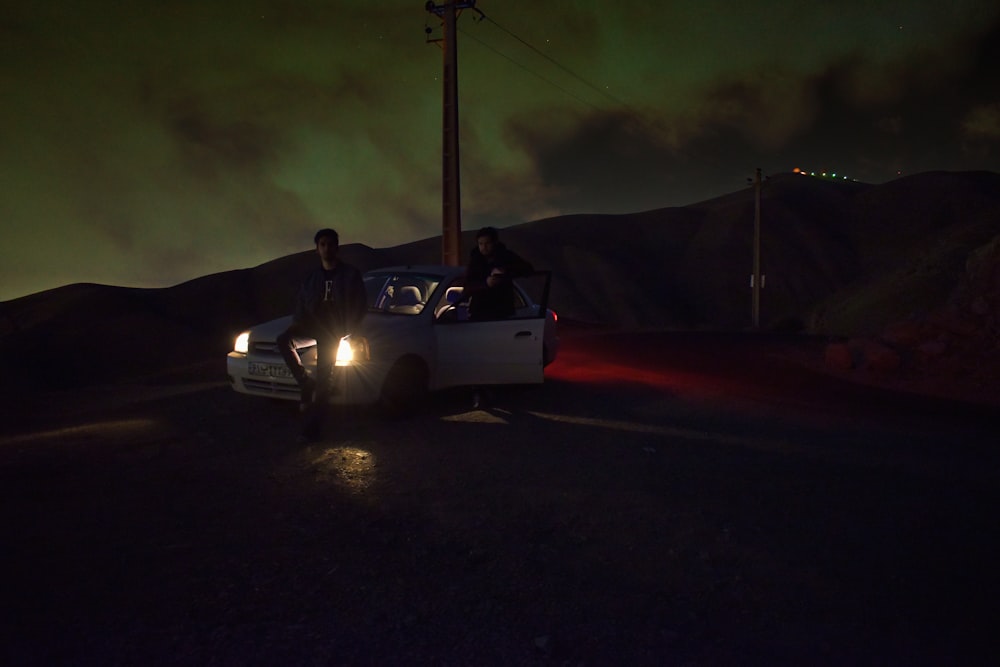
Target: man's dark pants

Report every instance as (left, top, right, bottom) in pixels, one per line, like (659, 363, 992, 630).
(277, 323, 338, 438)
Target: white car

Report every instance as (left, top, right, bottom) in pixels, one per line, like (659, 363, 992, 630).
(227, 265, 558, 411)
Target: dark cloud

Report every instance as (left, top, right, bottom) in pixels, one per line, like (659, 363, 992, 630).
(168, 100, 285, 172)
(500, 108, 682, 213)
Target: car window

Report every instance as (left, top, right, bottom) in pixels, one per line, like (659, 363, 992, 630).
(512, 286, 527, 310)
(434, 277, 540, 323)
(366, 271, 444, 316)
(364, 274, 390, 305)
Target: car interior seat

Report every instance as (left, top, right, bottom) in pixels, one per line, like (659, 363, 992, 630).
(389, 285, 424, 313)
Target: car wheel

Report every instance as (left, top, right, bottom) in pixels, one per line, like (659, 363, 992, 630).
(379, 356, 429, 417)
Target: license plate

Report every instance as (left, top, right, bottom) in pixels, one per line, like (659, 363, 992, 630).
(248, 362, 294, 379)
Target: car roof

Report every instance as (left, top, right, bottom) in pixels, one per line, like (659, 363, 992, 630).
(365, 264, 465, 278)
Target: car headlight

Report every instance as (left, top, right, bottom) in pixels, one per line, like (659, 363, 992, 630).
(234, 331, 250, 354)
(335, 335, 369, 366)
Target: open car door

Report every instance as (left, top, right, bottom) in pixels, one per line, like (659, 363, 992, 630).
(434, 271, 551, 388)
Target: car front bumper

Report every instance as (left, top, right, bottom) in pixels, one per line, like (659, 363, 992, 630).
(227, 352, 382, 405)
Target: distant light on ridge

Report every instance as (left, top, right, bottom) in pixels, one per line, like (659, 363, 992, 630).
(795, 167, 857, 182)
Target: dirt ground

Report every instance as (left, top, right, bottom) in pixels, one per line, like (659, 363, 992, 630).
(1, 331, 997, 666)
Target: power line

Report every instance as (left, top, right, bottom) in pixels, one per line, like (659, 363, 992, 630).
(442, 5, 681, 151)
(457, 27, 604, 112)
(477, 11, 631, 110)
(468, 9, 677, 147)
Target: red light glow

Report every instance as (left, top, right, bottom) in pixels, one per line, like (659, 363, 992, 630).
(545, 335, 732, 398)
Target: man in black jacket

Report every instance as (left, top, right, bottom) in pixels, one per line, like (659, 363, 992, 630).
(277, 228, 367, 442)
(461, 226, 534, 321)
(456, 227, 534, 409)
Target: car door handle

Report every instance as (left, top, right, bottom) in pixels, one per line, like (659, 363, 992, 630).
(515, 331, 532, 338)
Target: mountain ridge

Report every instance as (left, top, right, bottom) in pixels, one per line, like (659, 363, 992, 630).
(2, 170, 998, 393)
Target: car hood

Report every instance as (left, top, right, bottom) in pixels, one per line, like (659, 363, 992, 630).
(249, 315, 294, 342)
(249, 312, 422, 343)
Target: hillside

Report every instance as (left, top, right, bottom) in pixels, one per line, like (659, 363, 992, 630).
(1, 170, 998, 395)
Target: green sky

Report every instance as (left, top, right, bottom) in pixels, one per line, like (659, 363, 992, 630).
(2, 0, 999, 300)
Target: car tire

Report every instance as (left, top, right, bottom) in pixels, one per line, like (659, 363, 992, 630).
(379, 356, 429, 417)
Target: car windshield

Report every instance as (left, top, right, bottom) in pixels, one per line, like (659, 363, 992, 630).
(365, 271, 444, 316)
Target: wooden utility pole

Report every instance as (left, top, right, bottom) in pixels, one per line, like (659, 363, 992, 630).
(751, 167, 762, 329)
(425, 1, 478, 266)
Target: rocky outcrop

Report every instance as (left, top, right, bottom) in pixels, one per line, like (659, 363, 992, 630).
(824, 234, 1000, 403)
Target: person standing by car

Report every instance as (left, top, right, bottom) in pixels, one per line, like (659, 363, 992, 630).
(461, 226, 534, 321)
(456, 227, 534, 408)
(277, 228, 367, 442)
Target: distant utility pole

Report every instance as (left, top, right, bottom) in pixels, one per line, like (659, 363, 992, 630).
(425, 1, 479, 267)
(750, 167, 763, 329)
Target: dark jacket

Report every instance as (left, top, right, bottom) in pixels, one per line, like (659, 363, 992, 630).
(293, 261, 367, 339)
(463, 242, 534, 321)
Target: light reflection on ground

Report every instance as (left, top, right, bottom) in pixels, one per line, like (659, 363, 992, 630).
(0, 418, 161, 446)
(545, 345, 710, 394)
(524, 410, 783, 448)
(310, 446, 377, 493)
(440, 409, 511, 424)
(522, 410, 950, 475)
